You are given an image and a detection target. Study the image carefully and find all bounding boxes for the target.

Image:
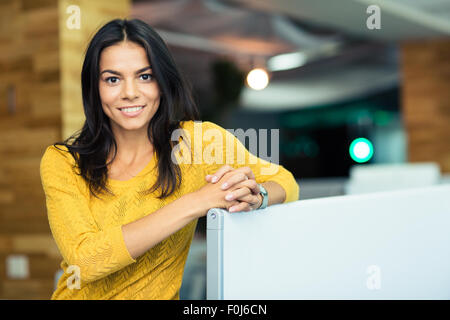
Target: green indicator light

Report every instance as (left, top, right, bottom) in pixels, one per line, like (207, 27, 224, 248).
(349, 138, 374, 163)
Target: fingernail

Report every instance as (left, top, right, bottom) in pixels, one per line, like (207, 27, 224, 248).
(229, 207, 235, 212)
(225, 193, 233, 201)
(211, 176, 218, 183)
(221, 183, 228, 190)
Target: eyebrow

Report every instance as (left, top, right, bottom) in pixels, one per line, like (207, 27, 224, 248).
(100, 66, 152, 76)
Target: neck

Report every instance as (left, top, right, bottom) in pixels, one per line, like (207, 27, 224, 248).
(109, 126, 154, 164)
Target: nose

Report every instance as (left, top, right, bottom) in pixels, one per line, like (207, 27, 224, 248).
(122, 79, 139, 101)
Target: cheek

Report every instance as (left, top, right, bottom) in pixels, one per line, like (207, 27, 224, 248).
(141, 83, 161, 101)
(99, 84, 120, 106)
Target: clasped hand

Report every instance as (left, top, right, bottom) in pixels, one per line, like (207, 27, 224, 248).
(205, 165, 262, 213)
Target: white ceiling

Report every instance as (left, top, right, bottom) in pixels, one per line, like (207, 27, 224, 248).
(132, 0, 438, 110)
(240, 62, 398, 111)
(225, 0, 450, 41)
(132, 0, 349, 58)
(392, 0, 450, 23)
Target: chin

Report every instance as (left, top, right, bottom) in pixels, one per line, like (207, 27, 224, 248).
(121, 120, 151, 131)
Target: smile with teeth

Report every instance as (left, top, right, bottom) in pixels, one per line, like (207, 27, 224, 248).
(120, 106, 144, 113)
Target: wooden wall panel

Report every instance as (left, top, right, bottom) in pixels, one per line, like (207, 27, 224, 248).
(0, 0, 61, 300)
(0, 236, 60, 258)
(1, 279, 56, 300)
(0, 0, 130, 299)
(59, 0, 131, 140)
(401, 39, 450, 173)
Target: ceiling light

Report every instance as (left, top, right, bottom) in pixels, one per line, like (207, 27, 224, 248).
(246, 68, 269, 90)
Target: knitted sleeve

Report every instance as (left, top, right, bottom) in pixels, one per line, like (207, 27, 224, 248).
(199, 121, 299, 203)
(40, 146, 136, 284)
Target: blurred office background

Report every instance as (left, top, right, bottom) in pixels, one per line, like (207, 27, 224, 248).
(0, 0, 449, 299)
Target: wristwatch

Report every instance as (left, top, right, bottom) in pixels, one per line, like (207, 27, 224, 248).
(257, 184, 269, 209)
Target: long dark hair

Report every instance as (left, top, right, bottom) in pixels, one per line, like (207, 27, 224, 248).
(54, 18, 199, 200)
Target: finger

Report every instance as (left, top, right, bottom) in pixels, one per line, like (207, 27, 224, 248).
(235, 194, 260, 207)
(208, 165, 234, 183)
(222, 166, 254, 183)
(221, 167, 257, 192)
(227, 179, 259, 195)
(239, 166, 256, 181)
(232, 194, 261, 211)
(205, 174, 220, 182)
(225, 187, 251, 201)
(225, 166, 255, 180)
(220, 172, 249, 190)
(224, 200, 240, 212)
(229, 201, 251, 213)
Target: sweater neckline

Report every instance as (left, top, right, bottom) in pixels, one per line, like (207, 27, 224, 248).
(107, 151, 158, 187)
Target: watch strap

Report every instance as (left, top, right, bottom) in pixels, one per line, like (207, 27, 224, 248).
(258, 183, 269, 209)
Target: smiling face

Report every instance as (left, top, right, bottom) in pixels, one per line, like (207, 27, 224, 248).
(98, 41, 161, 135)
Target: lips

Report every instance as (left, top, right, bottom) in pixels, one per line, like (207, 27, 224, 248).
(118, 105, 145, 110)
(117, 105, 146, 118)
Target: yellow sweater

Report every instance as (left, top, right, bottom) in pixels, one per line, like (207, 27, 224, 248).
(40, 120, 299, 299)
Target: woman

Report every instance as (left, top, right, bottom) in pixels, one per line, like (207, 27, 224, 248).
(40, 18, 299, 299)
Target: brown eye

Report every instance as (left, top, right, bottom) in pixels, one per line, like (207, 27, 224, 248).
(140, 74, 153, 81)
(106, 76, 119, 84)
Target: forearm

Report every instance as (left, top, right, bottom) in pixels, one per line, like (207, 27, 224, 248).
(121, 192, 203, 260)
(258, 165, 299, 204)
(260, 181, 286, 206)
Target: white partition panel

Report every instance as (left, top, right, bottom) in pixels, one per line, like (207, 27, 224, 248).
(346, 162, 441, 195)
(207, 185, 450, 299)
